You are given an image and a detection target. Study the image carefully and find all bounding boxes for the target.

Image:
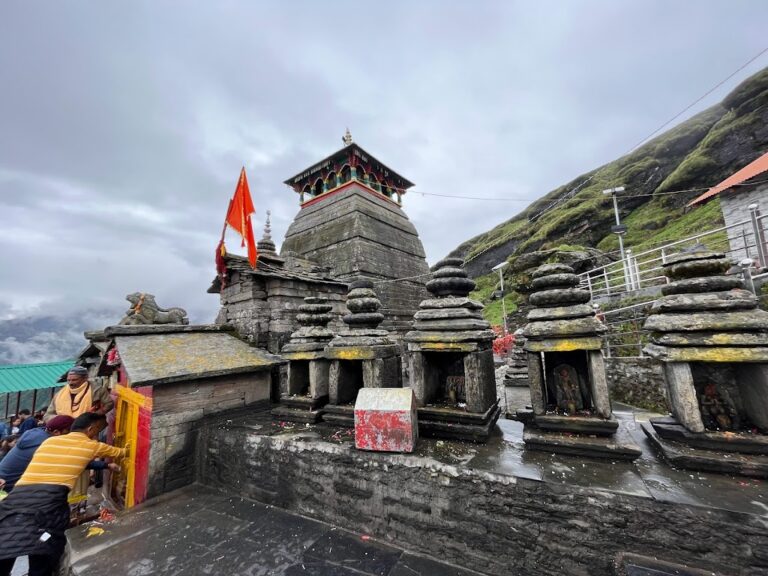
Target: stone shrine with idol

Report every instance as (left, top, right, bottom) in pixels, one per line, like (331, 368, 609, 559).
(404, 258, 500, 442)
(323, 279, 401, 426)
(642, 249, 768, 477)
(521, 263, 641, 459)
(271, 296, 336, 423)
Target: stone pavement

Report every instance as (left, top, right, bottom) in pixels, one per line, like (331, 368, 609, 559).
(66, 484, 482, 576)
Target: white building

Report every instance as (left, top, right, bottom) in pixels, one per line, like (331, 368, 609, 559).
(688, 152, 768, 267)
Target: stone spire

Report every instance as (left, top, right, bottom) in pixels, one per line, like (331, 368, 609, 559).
(326, 278, 393, 349)
(411, 258, 491, 332)
(523, 263, 605, 341)
(342, 278, 385, 331)
(257, 210, 277, 256)
(282, 296, 335, 350)
(644, 250, 768, 360)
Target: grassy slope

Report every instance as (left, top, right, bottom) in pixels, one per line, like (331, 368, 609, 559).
(456, 67, 768, 274)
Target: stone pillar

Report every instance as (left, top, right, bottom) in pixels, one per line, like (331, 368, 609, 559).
(464, 350, 495, 414)
(526, 352, 546, 415)
(664, 362, 705, 433)
(309, 361, 329, 400)
(362, 357, 401, 389)
(408, 353, 428, 403)
(329, 361, 341, 405)
(363, 360, 381, 388)
(587, 351, 612, 419)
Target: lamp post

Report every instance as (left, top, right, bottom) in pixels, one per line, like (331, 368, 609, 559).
(492, 261, 510, 335)
(602, 186, 628, 290)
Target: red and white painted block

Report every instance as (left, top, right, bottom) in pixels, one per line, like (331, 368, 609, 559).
(354, 388, 418, 453)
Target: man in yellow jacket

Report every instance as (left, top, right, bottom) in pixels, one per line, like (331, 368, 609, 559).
(0, 413, 127, 576)
(44, 366, 113, 422)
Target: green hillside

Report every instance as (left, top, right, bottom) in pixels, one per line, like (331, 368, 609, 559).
(450, 67, 768, 279)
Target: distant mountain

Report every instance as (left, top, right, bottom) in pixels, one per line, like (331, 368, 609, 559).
(0, 308, 121, 365)
(448, 67, 768, 278)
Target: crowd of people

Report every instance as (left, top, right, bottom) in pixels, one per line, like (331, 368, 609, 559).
(0, 409, 48, 462)
(0, 366, 128, 576)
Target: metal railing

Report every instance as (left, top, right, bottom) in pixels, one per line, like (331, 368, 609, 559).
(599, 300, 655, 358)
(581, 205, 768, 299)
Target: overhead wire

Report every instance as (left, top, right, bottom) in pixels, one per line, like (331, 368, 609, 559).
(527, 44, 768, 221)
(357, 46, 768, 209)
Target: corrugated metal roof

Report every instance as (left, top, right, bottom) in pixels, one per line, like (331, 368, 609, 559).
(0, 360, 74, 394)
(688, 151, 768, 206)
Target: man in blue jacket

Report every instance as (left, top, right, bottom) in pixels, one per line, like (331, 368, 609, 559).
(16, 409, 37, 437)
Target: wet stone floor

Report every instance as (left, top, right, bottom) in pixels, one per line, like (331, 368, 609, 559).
(66, 484, 482, 576)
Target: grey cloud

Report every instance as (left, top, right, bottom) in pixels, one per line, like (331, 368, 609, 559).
(0, 0, 767, 363)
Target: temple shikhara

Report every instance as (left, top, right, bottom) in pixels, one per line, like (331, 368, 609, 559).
(54, 133, 768, 576)
(281, 131, 430, 333)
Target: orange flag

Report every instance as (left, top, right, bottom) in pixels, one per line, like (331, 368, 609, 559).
(225, 168, 258, 268)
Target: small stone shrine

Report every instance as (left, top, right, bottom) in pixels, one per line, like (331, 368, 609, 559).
(642, 250, 768, 477)
(404, 258, 500, 441)
(271, 296, 336, 423)
(323, 279, 401, 426)
(521, 263, 641, 459)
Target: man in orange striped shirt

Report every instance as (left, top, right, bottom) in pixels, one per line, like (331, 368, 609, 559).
(0, 413, 127, 576)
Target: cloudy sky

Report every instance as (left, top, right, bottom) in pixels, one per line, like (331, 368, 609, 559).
(1, 1, 767, 360)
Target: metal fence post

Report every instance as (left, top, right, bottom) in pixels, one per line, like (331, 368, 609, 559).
(634, 253, 642, 289)
(741, 258, 756, 295)
(742, 227, 751, 259)
(586, 273, 593, 299)
(749, 204, 767, 268)
(625, 249, 634, 291)
(603, 268, 611, 295)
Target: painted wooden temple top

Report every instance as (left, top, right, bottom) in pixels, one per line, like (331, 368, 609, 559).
(283, 133, 414, 205)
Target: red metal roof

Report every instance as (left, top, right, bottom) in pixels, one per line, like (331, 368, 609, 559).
(688, 151, 768, 206)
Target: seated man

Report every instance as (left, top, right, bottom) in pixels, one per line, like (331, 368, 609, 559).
(0, 413, 126, 576)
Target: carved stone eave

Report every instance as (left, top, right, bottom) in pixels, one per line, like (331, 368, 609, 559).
(523, 337, 604, 353)
(404, 329, 495, 344)
(643, 343, 768, 363)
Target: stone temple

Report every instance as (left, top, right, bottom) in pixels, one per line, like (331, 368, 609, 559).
(210, 135, 430, 351)
(280, 132, 430, 333)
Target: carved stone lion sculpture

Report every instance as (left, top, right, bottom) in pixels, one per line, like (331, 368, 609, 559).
(119, 292, 190, 325)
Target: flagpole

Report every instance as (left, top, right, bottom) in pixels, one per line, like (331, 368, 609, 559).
(220, 198, 234, 245)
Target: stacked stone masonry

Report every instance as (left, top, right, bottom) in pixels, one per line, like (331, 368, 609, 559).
(199, 419, 768, 576)
(281, 185, 429, 334)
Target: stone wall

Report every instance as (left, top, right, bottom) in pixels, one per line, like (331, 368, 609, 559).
(215, 270, 347, 353)
(147, 372, 272, 498)
(605, 356, 668, 412)
(721, 184, 768, 263)
(198, 419, 768, 576)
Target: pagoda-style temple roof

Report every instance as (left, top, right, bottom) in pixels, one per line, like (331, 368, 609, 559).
(283, 139, 414, 205)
